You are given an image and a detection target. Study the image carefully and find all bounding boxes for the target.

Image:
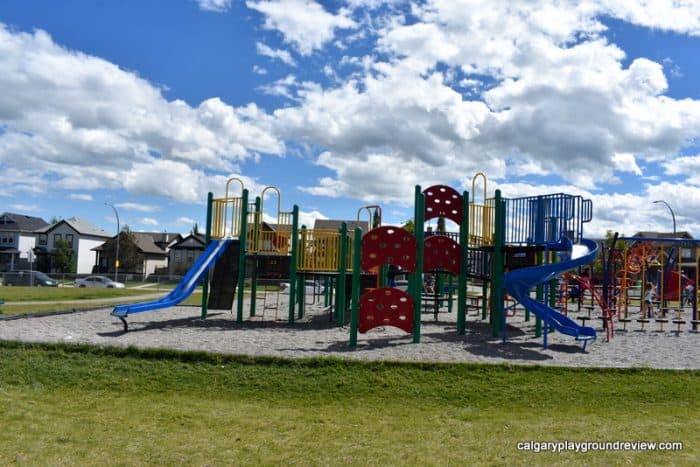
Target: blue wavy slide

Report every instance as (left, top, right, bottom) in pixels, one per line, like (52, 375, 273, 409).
(503, 237, 599, 345)
(111, 238, 232, 331)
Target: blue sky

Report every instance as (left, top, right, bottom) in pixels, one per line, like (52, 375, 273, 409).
(1, 0, 700, 238)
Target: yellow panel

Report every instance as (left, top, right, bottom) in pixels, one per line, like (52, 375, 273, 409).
(211, 197, 243, 239)
(296, 229, 354, 272)
(469, 201, 495, 246)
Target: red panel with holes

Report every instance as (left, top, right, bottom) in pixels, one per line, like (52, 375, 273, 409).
(423, 235, 461, 275)
(359, 288, 414, 334)
(423, 185, 463, 224)
(361, 226, 417, 271)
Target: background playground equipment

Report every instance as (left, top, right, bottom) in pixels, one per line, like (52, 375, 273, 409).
(609, 237, 698, 331)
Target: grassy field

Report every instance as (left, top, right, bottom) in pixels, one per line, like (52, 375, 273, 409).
(0, 286, 184, 317)
(0, 286, 161, 302)
(0, 284, 279, 316)
(0, 341, 698, 465)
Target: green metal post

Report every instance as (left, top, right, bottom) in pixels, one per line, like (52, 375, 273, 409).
(201, 192, 213, 320)
(250, 196, 261, 318)
(297, 226, 307, 319)
(349, 227, 362, 347)
(380, 265, 388, 287)
(236, 189, 249, 322)
(457, 191, 469, 334)
(491, 190, 505, 338)
(297, 272, 305, 319)
(336, 223, 348, 326)
(324, 275, 331, 307)
(413, 186, 425, 343)
(535, 251, 543, 337)
(288, 205, 299, 323)
(448, 274, 454, 313)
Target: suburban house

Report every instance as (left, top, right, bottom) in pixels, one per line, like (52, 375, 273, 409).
(0, 212, 49, 272)
(94, 231, 182, 278)
(167, 232, 206, 277)
(34, 217, 111, 274)
(313, 219, 370, 233)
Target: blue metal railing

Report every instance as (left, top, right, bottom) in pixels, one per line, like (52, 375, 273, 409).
(502, 194, 593, 245)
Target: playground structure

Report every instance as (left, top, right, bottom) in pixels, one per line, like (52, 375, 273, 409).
(558, 236, 700, 333)
(112, 174, 699, 344)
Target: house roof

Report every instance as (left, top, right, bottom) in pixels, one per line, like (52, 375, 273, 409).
(93, 231, 182, 255)
(0, 212, 49, 232)
(313, 219, 370, 233)
(631, 231, 694, 240)
(169, 233, 206, 249)
(131, 232, 182, 255)
(35, 217, 110, 238)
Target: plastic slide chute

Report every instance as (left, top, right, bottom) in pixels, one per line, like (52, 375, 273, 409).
(504, 237, 599, 344)
(111, 238, 233, 330)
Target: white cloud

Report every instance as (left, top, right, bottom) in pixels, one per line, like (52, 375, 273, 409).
(9, 203, 40, 212)
(0, 25, 284, 202)
(256, 42, 296, 66)
(267, 0, 700, 200)
(114, 202, 159, 212)
(298, 209, 327, 228)
(195, 0, 232, 12)
(175, 216, 197, 225)
(599, 0, 700, 36)
(68, 193, 93, 201)
(139, 217, 160, 226)
(246, 0, 357, 55)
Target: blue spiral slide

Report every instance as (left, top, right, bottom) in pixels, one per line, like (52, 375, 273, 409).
(111, 238, 233, 331)
(503, 238, 599, 346)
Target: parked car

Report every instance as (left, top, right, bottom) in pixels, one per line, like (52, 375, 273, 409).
(2, 270, 59, 287)
(280, 280, 325, 294)
(74, 275, 125, 288)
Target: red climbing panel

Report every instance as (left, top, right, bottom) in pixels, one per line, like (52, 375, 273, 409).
(423, 185, 463, 224)
(359, 288, 414, 334)
(361, 226, 417, 271)
(423, 235, 461, 275)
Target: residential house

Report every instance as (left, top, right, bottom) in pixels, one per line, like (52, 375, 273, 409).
(313, 219, 370, 233)
(168, 233, 206, 277)
(0, 212, 49, 271)
(94, 231, 182, 278)
(34, 217, 111, 274)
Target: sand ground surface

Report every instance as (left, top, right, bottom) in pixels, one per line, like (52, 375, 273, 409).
(2, 293, 698, 370)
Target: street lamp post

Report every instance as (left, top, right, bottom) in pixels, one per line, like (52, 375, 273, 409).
(653, 200, 676, 235)
(105, 203, 120, 282)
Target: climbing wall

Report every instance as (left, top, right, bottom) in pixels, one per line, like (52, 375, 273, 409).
(359, 226, 416, 333)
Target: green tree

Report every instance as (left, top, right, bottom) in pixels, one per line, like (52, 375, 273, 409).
(53, 238, 76, 273)
(402, 219, 415, 234)
(101, 228, 142, 273)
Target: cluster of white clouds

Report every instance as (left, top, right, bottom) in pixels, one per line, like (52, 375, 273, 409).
(252, 0, 700, 235)
(0, 24, 284, 204)
(3, 1, 700, 236)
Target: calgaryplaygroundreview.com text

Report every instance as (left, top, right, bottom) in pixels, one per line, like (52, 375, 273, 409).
(517, 440, 683, 453)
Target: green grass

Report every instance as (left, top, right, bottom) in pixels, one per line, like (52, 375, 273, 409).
(0, 342, 698, 465)
(0, 286, 160, 302)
